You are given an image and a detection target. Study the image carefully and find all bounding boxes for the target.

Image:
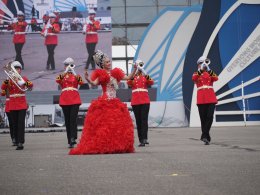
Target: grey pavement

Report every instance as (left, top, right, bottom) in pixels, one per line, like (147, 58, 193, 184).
(0, 126, 260, 195)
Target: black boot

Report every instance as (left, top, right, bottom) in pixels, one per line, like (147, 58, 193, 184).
(138, 140, 145, 147)
(71, 138, 77, 145)
(16, 143, 24, 150)
(202, 138, 210, 145)
(68, 138, 76, 148)
(143, 139, 149, 145)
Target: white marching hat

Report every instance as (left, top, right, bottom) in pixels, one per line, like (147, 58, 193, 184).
(49, 13, 56, 18)
(197, 56, 207, 64)
(17, 11, 24, 16)
(63, 57, 74, 65)
(11, 61, 22, 69)
(88, 9, 96, 15)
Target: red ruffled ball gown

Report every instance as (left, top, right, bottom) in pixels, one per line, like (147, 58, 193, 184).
(69, 68, 135, 154)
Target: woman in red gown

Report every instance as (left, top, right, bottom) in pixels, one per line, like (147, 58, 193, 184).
(69, 50, 137, 155)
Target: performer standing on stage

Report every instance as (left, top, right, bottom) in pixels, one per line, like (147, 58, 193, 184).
(7, 11, 27, 70)
(83, 9, 100, 70)
(41, 12, 60, 70)
(127, 60, 154, 147)
(192, 56, 218, 145)
(56, 58, 84, 148)
(2, 61, 33, 150)
(1, 87, 15, 146)
(69, 50, 137, 155)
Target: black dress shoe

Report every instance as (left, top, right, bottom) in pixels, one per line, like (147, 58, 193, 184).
(143, 139, 149, 145)
(138, 143, 145, 147)
(71, 138, 77, 145)
(68, 143, 74, 148)
(202, 138, 210, 145)
(16, 143, 24, 150)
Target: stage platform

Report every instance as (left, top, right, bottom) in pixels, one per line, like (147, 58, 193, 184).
(0, 126, 259, 195)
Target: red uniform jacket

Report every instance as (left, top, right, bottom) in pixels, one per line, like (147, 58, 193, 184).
(192, 70, 218, 104)
(56, 73, 84, 106)
(85, 19, 100, 43)
(5, 98, 10, 112)
(41, 23, 60, 45)
(8, 21, 27, 44)
(1, 78, 33, 110)
(127, 74, 154, 106)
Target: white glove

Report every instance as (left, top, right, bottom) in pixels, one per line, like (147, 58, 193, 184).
(87, 19, 93, 25)
(46, 23, 52, 29)
(71, 69, 77, 75)
(205, 64, 210, 71)
(82, 24, 86, 34)
(64, 66, 70, 73)
(17, 80, 25, 86)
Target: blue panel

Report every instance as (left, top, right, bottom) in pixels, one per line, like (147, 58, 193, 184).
(219, 1, 260, 121)
(135, 5, 202, 101)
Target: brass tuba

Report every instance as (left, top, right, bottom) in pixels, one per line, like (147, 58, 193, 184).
(3, 61, 28, 92)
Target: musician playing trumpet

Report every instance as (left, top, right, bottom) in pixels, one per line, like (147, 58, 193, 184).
(41, 12, 60, 70)
(127, 60, 154, 147)
(83, 9, 100, 70)
(1, 61, 33, 150)
(56, 58, 84, 148)
(7, 11, 27, 70)
(192, 56, 218, 145)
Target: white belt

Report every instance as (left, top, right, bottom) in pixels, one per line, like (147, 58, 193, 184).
(47, 33, 57, 36)
(87, 32, 97, 34)
(10, 94, 25, 98)
(14, 32, 26, 35)
(132, 88, 148, 93)
(62, 87, 78, 92)
(197, 86, 213, 90)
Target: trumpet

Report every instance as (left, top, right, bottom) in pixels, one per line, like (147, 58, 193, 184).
(204, 58, 211, 66)
(65, 64, 76, 74)
(129, 60, 147, 75)
(68, 64, 75, 69)
(3, 61, 28, 92)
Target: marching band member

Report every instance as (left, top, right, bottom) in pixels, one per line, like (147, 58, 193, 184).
(127, 60, 154, 147)
(1, 87, 15, 146)
(192, 56, 218, 145)
(83, 9, 100, 70)
(53, 9, 62, 29)
(7, 11, 27, 70)
(1, 61, 33, 150)
(56, 58, 84, 148)
(41, 12, 60, 70)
